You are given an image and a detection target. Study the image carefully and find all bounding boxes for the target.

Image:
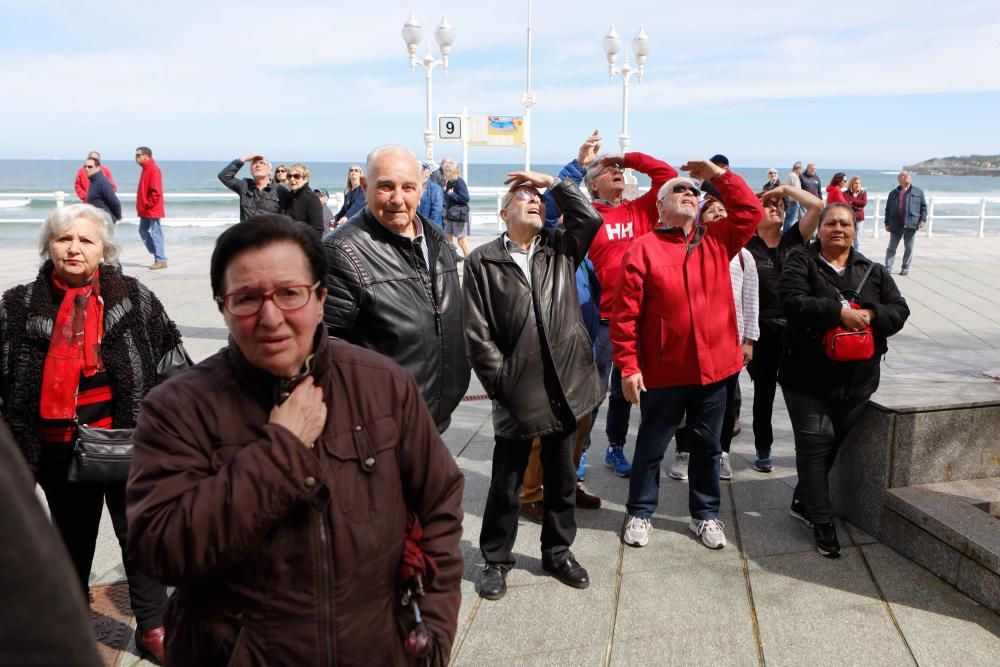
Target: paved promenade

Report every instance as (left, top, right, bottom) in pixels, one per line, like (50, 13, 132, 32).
(2, 230, 999, 665)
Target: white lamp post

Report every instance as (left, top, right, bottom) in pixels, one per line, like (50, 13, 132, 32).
(602, 25, 650, 155)
(402, 13, 454, 167)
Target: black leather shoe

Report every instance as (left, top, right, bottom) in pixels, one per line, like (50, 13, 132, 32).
(542, 553, 590, 589)
(478, 563, 508, 600)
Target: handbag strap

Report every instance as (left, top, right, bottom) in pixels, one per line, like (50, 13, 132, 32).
(852, 262, 876, 295)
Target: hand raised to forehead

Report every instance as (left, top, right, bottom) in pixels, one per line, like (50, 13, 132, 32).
(504, 170, 556, 190)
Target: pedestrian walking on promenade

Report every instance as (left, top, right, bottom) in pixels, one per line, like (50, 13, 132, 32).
(465, 170, 604, 600)
(83, 155, 121, 223)
(74, 150, 116, 201)
(613, 160, 763, 551)
(443, 161, 472, 259)
(126, 215, 464, 665)
(323, 145, 470, 432)
(883, 170, 927, 276)
(0, 203, 191, 663)
(780, 202, 909, 557)
(135, 146, 168, 269)
(781, 161, 804, 232)
(826, 172, 848, 205)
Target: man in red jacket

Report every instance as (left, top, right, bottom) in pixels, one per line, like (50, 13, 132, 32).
(73, 150, 116, 201)
(581, 149, 676, 479)
(135, 146, 167, 269)
(612, 159, 763, 551)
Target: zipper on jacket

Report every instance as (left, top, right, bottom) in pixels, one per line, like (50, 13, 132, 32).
(317, 515, 334, 666)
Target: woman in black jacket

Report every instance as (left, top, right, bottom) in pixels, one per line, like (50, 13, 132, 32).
(282, 162, 325, 238)
(778, 202, 909, 558)
(0, 204, 191, 662)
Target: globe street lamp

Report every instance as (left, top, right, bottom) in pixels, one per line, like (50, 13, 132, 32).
(402, 13, 454, 167)
(602, 25, 650, 155)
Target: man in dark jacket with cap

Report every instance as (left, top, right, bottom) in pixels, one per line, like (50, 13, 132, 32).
(465, 169, 604, 600)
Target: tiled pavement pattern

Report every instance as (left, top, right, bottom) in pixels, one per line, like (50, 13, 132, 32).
(2, 232, 999, 666)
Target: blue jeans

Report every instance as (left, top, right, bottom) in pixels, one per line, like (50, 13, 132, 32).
(853, 222, 864, 251)
(782, 200, 801, 233)
(626, 381, 727, 520)
(138, 217, 167, 263)
(884, 227, 916, 272)
(585, 322, 632, 451)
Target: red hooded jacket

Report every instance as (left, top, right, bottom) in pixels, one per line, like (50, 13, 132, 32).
(136, 158, 165, 218)
(74, 166, 116, 201)
(589, 153, 677, 318)
(611, 170, 763, 388)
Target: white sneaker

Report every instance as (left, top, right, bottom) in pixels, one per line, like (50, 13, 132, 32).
(720, 452, 733, 480)
(689, 518, 727, 549)
(668, 452, 689, 480)
(622, 515, 652, 547)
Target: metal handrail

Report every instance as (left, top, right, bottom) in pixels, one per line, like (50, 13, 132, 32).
(3, 189, 999, 237)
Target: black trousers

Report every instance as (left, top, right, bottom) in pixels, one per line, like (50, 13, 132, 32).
(747, 323, 783, 456)
(37, 444, 166, 630)
(782, 388, 870, 524)
(675, 372, 740, 454)
(480, 427, 578, 567)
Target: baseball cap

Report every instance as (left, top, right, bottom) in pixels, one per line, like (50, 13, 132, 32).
(709, 154, 730, 168)
(314, 188, 329, 198)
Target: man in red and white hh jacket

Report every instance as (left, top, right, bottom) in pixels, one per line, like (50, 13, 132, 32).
(611, 159, 763, 551)
(580, 150, 676, 479)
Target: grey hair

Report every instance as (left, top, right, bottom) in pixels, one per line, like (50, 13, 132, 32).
(898, 169, 911, 178)
(38, 203, 121, 264)
(583, 154, 612, 197)
(365, 144, 422, 182)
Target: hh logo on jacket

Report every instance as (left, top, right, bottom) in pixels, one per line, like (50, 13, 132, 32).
(605, 221, 634, 241)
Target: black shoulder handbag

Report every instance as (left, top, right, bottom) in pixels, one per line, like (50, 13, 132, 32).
(67, 421, 134, 484)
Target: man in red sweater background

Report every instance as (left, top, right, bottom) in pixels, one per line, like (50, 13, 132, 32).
(73, 150, 116, 201)
(580, 149, 675, 479)
(135, 146, 167, 270)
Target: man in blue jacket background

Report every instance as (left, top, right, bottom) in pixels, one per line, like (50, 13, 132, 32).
(883, 170, 927, 276)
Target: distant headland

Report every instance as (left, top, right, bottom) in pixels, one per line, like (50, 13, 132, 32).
(904, 155, 1000, 177)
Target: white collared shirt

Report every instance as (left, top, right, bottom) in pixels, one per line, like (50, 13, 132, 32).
(502, 232, 541, 288)
(411, 217, 431, 270)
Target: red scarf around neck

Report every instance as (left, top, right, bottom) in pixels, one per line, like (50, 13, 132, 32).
(39, 270, 105, 420)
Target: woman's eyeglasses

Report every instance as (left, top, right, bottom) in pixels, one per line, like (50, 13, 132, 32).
(216, 282, 320, 316)
(275, 169, 287, 174)
(287, 173, 304, 180)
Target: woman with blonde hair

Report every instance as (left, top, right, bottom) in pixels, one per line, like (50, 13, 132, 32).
(443, 162, 472, 258)
(844, 176, 868, 250)
(334, 163, 366, 226)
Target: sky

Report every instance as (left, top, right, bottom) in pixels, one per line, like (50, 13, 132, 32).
(1, 0, 999, 169)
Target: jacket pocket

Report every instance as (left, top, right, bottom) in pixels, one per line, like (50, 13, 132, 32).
(323, 416, 401, 523)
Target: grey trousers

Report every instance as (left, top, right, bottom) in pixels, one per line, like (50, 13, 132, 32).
(884, 227, 917, 272)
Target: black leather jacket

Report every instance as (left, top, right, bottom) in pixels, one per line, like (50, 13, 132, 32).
(778, 243, 909, 399)
(322, 209, 470, 431)
(217, 159, 287, 221)
(463, 180, 604, 438)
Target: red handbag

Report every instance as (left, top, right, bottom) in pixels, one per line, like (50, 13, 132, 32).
(823, 303, 874, 361)
(822, 263, 876, 362)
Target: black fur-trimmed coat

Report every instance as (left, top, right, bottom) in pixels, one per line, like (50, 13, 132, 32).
(0, 262, 190, 473)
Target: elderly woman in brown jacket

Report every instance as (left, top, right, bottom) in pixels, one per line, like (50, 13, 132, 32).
(126, 215, 464, 666)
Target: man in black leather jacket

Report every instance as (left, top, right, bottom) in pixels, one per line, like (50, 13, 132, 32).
(464, 170, 604, 600)
(322, 145, 470, 432)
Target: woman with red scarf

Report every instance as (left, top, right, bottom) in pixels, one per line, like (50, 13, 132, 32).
(0, 204, 190, 664)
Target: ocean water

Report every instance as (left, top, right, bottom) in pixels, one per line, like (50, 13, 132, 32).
(2, 159, 1000, 244)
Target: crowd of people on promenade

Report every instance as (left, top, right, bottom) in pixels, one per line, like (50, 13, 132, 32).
(1, 136, 917, 665)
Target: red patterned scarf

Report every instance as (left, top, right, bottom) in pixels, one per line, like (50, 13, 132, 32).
(39, 270, 104, 420)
